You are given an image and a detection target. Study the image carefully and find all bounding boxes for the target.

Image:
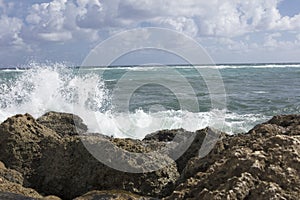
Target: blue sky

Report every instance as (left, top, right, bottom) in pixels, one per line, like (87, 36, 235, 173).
(0, 0, 300, 67)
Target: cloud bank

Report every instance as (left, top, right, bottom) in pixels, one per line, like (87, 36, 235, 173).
(0, 0, 300, 66)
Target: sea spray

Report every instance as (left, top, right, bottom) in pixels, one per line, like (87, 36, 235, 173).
(0, 63, 273, 138)
(0, 63, 108, 125)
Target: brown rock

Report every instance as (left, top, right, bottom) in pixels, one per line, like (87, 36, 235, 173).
(249, 114, 300, 136)
(165, 115, 300, 199)
(73, 190, 153, 200)
(143, 129, 187, 142)
(37, 111, 88, 136)
(0, 113, 60, 181)
(42, 195, 62, 200)
(0, 179, 42, 199)
(0, 192, 38, 200)
(143, 127, 222, 173)
(0, 113, 179, 200)
(1, 113, 300, 200)
(267, 114, 300, 128)
(32, 135, 179, 199)
(0, 161, 42, 199)
(0, 161, 23, 185)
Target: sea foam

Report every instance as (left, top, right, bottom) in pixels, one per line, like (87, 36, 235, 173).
(0, 63, 268, 138)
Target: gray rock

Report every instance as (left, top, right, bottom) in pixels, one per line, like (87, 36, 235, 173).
(0, 192, 36, 200)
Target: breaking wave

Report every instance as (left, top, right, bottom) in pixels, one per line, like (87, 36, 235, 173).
(0, 63, 269, 139)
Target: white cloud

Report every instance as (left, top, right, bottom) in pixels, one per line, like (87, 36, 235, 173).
(0, 15, 24, 47)
(19, 0, 300, 41)
(25, 0, 71, 42)
(263, 32, 299, 51)
(38, 32, 72, 42)
(113, 0, 300, 38)
(23, 0, 108, 43)
(75, 0, 104, 28)
(150, 17, 198, 37)
(1, 0, 300, 65)
(264, 32, 282, 47)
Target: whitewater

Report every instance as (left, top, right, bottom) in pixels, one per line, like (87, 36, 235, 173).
(0, 62, 299, 139)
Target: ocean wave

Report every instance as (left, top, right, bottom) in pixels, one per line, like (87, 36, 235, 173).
(2, 63, 300, 73)
(80, 64, 300, 70)
(0, 63, 271, 138)
(0, 63, 108, 123)
(197, 64, 300, 69)
(82, 64, 282, 71)
(84, 109, 268, 139)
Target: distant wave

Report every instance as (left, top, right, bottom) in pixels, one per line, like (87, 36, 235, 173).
(213, 64, 300, 69)
(79, 63, 300, 71)
(0, 68, 25, 73)
(1, 63, 300, 73)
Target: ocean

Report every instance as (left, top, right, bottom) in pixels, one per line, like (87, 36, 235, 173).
(0, 63, 299, 139)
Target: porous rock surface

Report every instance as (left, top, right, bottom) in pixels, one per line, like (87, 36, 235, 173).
(0, 113, 299, 200)
(165, 115, 300, 199)
(0, 161, 42, 199)
(73, 190, 154, 200)
(37, 111, 88, 136)
(0, 113, 179, 199)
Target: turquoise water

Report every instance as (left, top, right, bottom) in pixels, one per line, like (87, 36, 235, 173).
(0, 63, 299, 138)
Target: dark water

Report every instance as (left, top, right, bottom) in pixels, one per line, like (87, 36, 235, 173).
(98, 65, 300, 116)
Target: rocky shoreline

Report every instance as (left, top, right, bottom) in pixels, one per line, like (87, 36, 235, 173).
(0, 112, 299, 200)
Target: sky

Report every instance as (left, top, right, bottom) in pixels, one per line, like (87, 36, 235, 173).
(0, 0, 300, 67)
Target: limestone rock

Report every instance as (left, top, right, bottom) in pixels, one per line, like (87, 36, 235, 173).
(42, 195, 62, 200)
(32, 135, 179, 199)
(0, 161, 23, 185)
(0, 192, 37, 200)
(143, 127, 222, 173)
(73, 190, 153, 200)
(0, 113, 179, 200)
(37, 111, 88, 136)
(0, 161, 42, 199)
(1, 113, 300, 200)
(166, 115, 300, 199)
(0, 113, 60, 179)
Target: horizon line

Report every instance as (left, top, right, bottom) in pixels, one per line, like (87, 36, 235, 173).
(1, 61, 300, 69)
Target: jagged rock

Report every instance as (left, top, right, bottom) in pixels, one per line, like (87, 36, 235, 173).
(32, 135, 179, 199)
(0, 179, 42, 199)
(0, 192, 61, 200)
(0, 114, 60, 181)
(37, 111, 88, 136)
(0, 161, 42, 199)
(143, 129, 187, 142)
(0, 161, 61, 199)
(267, 114, 300, 128)
(165, 115, 300, 199)
(0, 161, 23, 185)
(1, 113, 300, 200)
(73, 190, 153, 200)
(143, 127, 222, 173)
(250, 114, 300, 136)
(0, 113, 179, 200)
(0, 192, 37, 200)
(42, 195, 62, 200)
